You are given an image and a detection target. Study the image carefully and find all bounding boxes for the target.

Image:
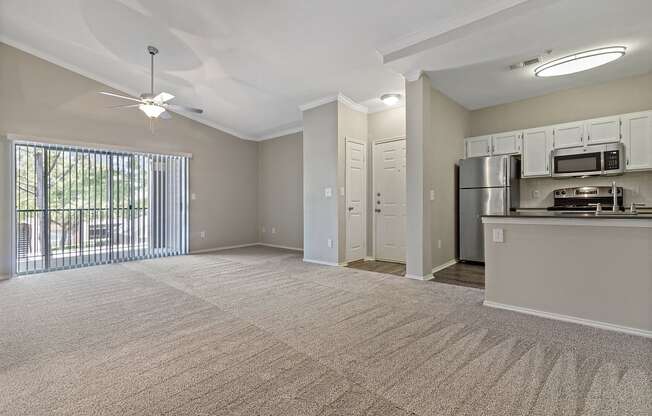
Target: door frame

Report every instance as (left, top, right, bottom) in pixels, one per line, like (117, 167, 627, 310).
(371, 136, 406, 263)
(345, 137, 367, 263)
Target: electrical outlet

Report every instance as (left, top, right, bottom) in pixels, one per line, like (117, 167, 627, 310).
(191, 193, 197, 200)
(492, 228, 504, 243)
(271, 227, 276, 234)
(327, 238, 333, 248)
(200, 231, 206, 239)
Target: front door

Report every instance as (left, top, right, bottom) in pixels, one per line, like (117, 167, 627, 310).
(346, 139, 366, 262)
(373, 139, 406, 263)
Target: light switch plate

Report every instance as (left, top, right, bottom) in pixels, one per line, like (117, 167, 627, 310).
(327, 238, 333, 248)
(191, 193, 197, 200)
(271, 227, 276, 234)
(340, 187, 345, 196)
(430, 190, 435, 201)
(261, 226, 266, 233)
(325, 187, 332, 198)
(200, 231, 206, 239)
(492, 228, 504, 243)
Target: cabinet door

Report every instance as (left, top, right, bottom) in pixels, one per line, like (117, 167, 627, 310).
(491, 131, 522, 155)
(553, 122, 584, 149)
(586, 116, 621, 144)
(622, 111, 652, 171)
(465, 136, 491, 158)
(522, 127, 552, 177)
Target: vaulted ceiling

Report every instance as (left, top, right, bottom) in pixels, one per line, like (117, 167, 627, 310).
(1, 0, 651, 140)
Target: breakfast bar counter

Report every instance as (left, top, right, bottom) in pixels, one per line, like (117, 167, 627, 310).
(481, 215, 652, 337)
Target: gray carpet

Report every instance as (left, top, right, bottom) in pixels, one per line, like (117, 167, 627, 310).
(0, 246, 650, 415)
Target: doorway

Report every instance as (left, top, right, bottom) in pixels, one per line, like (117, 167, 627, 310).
(345, 138, 366, 262)
(373, 138, 406, 263)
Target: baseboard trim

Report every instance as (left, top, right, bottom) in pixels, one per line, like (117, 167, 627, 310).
(364, 256, 375, 261)
(0, 274, 11, 281)
(303, 258, 340, 267)
(431, 259, 458, 275)
(405, 273, 431, 281)
(190, 243, 259, 254)
(483, 300, 652, 339)
(259, 243, 303, 252)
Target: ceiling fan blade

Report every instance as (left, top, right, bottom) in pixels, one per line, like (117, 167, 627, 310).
(108, 103, 140, 109)
(166, 104, 203, 114)
(99, 91, 142, 103)
(159, 110, 172, 119)
(153, 92, 175, 103)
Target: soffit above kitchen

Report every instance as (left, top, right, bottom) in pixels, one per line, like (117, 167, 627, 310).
(382, 0, 652, 110)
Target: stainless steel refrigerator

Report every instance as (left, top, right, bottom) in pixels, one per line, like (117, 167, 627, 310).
(458, 155, 520, 262)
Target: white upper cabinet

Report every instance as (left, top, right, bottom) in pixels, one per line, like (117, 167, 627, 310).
(552, 122, 584, 149)
(621, 111, 652, 171)
(491, 131, 522, 155)
(586, 116, 621, 145)
(522, 127, 553, 177)
(465, 135, 491, 158)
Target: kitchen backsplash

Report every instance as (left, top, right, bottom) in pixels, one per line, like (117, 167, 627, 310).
(519, 171, 652, 208)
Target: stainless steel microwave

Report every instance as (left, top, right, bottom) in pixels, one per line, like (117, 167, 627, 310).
(551, 142, 625, 178)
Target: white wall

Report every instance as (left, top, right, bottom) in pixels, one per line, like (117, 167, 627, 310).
(302, 102, 339, 264)
(257, 132, 303, 250)
(0, 43, 259, 275)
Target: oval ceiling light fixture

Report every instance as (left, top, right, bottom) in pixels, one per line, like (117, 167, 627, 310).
(381, 93, 401, 106)
(534, 46, 626, 77)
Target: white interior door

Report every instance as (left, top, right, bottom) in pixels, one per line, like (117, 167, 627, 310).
(346, 139, 366, 262)
(373, 139, 406, 263)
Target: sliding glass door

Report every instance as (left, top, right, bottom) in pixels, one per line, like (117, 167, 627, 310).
(13, 141, 188, 275)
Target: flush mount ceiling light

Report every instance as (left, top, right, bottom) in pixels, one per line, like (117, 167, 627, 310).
(534, 46, 626, 77)
(381, 93, 401, 106)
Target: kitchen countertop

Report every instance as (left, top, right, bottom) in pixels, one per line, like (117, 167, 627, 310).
(484, 211, 652, 219)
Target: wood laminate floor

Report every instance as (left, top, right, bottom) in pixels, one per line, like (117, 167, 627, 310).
(346, 259, 406, 277)
(432, 262, 485, 289)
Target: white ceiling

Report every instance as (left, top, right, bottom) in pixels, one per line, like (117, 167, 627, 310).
(1, 0, 651, 140)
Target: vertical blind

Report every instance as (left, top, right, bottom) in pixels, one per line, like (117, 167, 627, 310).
(13, 141, 189, 275)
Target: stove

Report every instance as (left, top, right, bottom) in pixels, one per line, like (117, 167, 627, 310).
(547, 186, 624, 212)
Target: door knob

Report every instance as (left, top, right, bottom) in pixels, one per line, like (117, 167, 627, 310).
(375, 209, 381, 213)
(348, 206, 354, 211)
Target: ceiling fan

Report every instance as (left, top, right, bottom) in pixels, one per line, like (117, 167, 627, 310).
(99, 45, 203, 121)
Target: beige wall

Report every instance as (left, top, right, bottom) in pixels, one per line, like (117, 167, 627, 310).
(484, 220, 652, 333)
(0, 43, 259, 275)
(469, 72, 652, 136)
(429, 87, 470, 268)
(302, 102, 339, 264)
(257, 132, 303, 249)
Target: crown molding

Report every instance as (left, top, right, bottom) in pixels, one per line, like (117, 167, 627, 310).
(0, 35, 258, 142)
(298, 95, 339, 112)
(255, 126, 303, 141)
(299, 92, 369, 114)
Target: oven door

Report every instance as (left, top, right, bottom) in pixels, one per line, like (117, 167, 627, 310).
(552, 149, 602, 177)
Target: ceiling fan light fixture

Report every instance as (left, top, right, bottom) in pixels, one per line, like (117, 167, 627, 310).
(139, 103, 166, 118)
(534, 46, 626, 77)
(381, 93, 401, 106)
